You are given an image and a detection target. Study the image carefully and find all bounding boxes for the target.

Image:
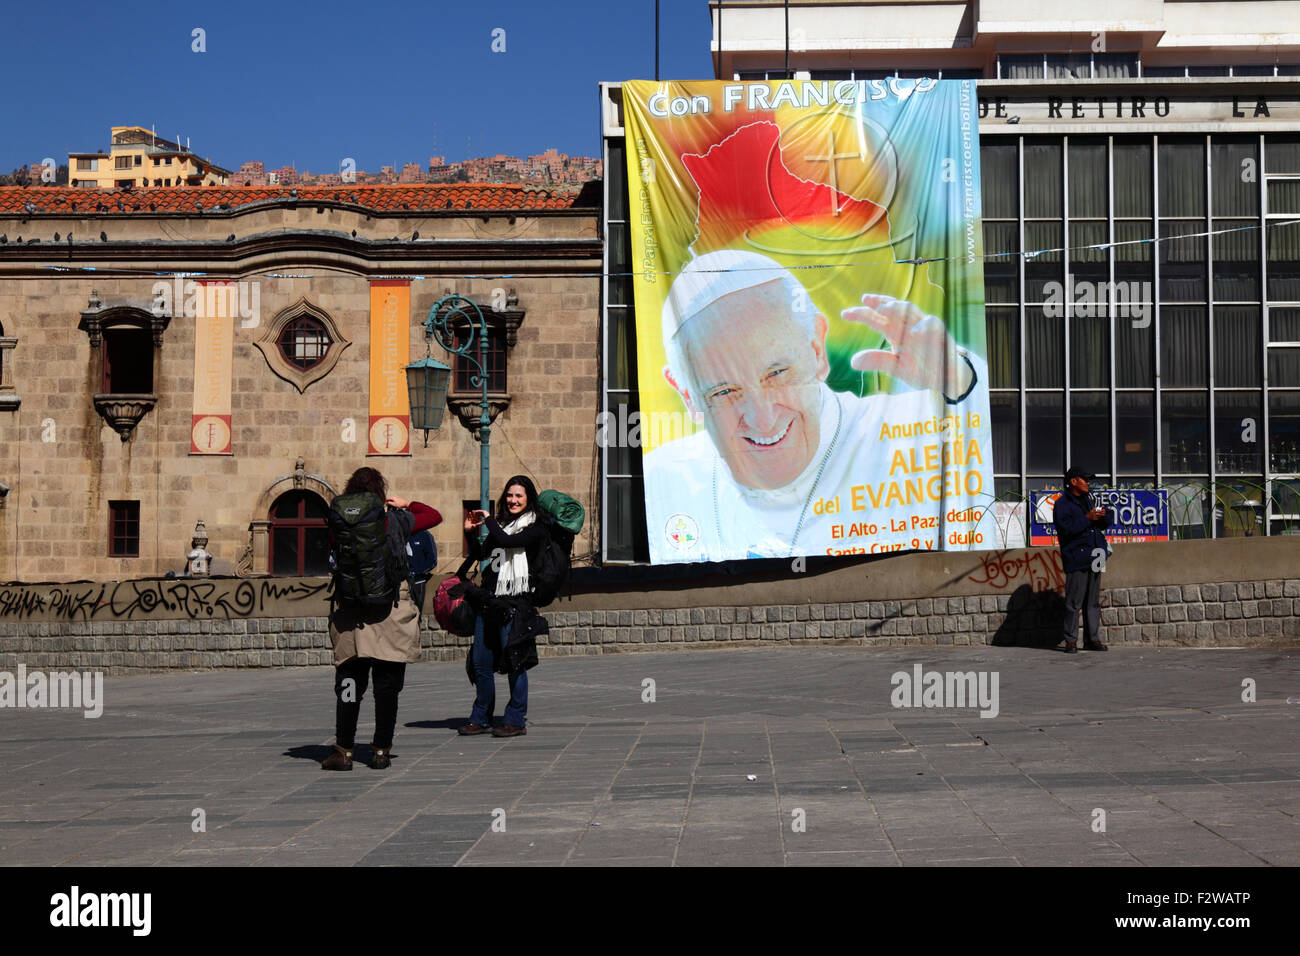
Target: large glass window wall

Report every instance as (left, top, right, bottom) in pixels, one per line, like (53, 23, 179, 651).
(985, 132, 1300, 539)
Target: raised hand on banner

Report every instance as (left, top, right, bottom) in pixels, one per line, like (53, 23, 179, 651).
(841, 294, 973, 398)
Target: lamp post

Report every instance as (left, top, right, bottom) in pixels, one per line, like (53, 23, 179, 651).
(405, 293, 492, 519)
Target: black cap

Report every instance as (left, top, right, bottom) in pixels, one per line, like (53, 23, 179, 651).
(1065, 466, 1096, 482)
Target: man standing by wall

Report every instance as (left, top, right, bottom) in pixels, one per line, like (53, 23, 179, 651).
(1053, 466, 1113, 654)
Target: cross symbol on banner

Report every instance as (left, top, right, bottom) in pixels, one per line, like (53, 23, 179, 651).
(802, 129, 864, 217)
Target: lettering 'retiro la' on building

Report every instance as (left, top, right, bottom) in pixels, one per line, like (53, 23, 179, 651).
(0, 182, 601, 581)
(597, 0, 1300, 562)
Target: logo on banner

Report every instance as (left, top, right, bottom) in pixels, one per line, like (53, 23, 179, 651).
(664, 514, 700, 553)
(191, 416, 232, 455)
(368, 417, 409, 455)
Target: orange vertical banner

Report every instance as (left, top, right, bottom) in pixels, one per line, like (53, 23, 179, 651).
(191, 280, 234, 454)
(368, 279, 411, 455)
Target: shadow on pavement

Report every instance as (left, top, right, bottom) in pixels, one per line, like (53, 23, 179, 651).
(284, 744, 335, 762)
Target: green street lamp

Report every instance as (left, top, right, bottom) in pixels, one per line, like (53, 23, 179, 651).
(405, 355, 451, 436)
(405, 293, 493, 519)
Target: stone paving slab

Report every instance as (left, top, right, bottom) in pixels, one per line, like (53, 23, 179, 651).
(0, 645, 1297, 866)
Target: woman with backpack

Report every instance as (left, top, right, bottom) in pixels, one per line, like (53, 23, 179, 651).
(459, 474, 550, 738)
(323, 466, 441, 771)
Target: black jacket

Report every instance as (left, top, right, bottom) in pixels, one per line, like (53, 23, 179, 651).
(468, 512, 550, 598)
(1053, 490, 1112, 573)
(503, 604, 547, 673)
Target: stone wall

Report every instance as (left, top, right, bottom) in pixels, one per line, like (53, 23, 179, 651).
(537, 579, 1299, 650)
(1, 537, 1296, 673)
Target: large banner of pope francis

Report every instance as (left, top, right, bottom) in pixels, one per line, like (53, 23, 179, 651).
(622, 78, 998, 565)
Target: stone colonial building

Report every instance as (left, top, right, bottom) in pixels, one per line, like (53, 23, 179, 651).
(0, 183, 601, 583)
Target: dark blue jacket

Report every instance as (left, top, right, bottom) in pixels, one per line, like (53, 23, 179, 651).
(406, 529, 437, 580)
(1052, 490, 1112, 573)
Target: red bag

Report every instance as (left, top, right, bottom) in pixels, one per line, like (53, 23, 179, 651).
(434, 558, 479, 636)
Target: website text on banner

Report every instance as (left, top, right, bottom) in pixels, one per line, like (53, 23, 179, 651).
(622, 79, 996, 565)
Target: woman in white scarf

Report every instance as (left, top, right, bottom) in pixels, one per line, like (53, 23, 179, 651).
(493, 508, 536, 596)
(459, 475, 549, 739)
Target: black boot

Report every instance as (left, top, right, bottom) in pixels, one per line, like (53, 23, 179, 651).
(322, 744, 354, 771)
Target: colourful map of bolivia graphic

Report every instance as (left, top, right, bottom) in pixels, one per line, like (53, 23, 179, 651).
(680, 122, 889, 256)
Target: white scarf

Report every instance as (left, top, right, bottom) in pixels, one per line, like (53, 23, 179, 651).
(494, 510, 536, 596)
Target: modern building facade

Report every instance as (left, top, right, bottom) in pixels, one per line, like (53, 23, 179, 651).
(599, 0, 1300, 562)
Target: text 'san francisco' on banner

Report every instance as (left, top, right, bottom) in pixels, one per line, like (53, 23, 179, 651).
(190, 280, 235, 455)
(368, 279, 411, 455)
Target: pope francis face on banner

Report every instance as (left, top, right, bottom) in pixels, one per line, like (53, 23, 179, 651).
(665, 278, 829, 490)
(661, 250, 974, 492)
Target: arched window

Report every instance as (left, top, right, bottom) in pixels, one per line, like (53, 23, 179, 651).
(268, 490, 330, 576)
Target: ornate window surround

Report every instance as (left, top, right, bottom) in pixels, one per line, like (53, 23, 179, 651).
(277, 314, 333, 371)
(267, 489, 331, 576)
(239, 457, 337, 576)
(77, 291, 170, 440)
(0, 319, 18, 412)
(442, 289, 526, 436)
(254, 298, 351, 393)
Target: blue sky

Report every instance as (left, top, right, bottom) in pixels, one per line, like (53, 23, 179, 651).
(0, 0, 713, 174)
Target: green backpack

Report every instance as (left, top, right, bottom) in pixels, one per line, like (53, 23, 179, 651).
(538, 490, 584, 535)
(327, 492, 401, 608)
(532, 491, 584, 607)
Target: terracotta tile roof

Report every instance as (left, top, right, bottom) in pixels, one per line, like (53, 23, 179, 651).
(0, 183, 586, 215)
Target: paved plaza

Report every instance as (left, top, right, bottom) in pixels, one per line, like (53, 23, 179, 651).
(1, 645, 1297, 866)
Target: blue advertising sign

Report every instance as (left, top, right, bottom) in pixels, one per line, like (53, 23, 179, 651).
(1030, 488, 1170, 546)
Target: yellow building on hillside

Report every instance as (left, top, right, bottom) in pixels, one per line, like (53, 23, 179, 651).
(68, 126, 231, 190)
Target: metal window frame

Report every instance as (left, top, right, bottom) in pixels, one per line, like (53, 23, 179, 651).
(1018, 136, 1027, 495)
(1153, 134, 1164, 490)
(1207, 133, 1218, 525)
(1258, 127, 1279, 522)
(1063, 134, 1072, 471)
(600, 132, 618, 565)
(599, 83, 642, 565)
(107, 499, 141, 558)
(1108, 134, 1118, 480)
(1263, 134, 1300, 529)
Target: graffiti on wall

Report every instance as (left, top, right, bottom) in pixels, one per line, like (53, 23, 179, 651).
(965, 549, 1066, 593)
(0, 578, 331, 623)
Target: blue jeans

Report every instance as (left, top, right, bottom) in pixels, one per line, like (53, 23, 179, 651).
(469, 614, 528, 727)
